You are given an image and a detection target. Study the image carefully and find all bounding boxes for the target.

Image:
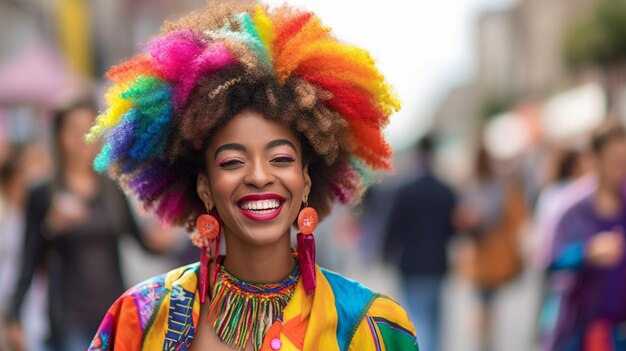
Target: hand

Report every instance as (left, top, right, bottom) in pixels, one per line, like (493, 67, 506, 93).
(587, 228, 625, 267)
(6, 322, 26, 351)
(45, 192, 88, 233)
(453, 204, 481, 232)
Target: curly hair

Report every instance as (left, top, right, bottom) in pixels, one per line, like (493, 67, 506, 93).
(87, 1, 399, 231)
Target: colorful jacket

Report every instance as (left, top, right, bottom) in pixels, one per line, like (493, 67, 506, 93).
(88, 263, 419, 351)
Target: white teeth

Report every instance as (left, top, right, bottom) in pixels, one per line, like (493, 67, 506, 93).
(239, 199, 281, 211)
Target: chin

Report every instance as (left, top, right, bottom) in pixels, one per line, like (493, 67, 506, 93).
(238, 225, 291, 247)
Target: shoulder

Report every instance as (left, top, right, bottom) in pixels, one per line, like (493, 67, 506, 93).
(362, 294, 419, 350)
(117, 262, 199, 309)
(319, 269, 418, 350)
(320, 268, 376, 309)
(88, 263, 199, 350)
(23, 183, 53, 219)
(409, 173, 453, 195)
(559, 194, 593, 223)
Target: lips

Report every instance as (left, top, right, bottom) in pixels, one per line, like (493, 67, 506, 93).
(237, 193, 285, 221)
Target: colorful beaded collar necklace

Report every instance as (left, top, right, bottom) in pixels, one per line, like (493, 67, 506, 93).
(208, 257, 299, 351)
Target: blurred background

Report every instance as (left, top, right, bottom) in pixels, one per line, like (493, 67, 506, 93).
(2, 0, 626, 350)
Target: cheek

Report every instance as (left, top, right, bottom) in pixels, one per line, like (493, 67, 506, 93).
(282, 169, 306, 201)
(207, 169, 247, 216)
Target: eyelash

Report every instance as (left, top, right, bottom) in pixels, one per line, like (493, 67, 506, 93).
(217, 159, 243, 168)
(216, 156, 295, 168)
(271, 155, 295, 164)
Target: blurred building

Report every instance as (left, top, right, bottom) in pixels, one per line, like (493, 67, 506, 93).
(0, 0, 206, 147)
(435, 0, 598, 135)
(433, 0, 598, 184)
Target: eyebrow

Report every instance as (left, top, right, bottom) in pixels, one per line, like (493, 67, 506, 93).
(267, 139, 297, 152)
(214, 143, 246, 159)
(213, 139, 298, 159)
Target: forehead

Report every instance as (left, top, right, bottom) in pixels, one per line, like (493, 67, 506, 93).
(208, 109, 301, 151)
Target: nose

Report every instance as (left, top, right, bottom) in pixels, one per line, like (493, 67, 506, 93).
(243, 159, 275, 189)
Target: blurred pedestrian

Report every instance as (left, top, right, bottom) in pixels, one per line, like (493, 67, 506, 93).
(0, 146, 40, 351)
(549, 122, 626, 350)
(454, 144, 527, 351)
(383, 135, 457, 351)
(535, 148, 590, 269)
(5, 99, 173, 351)
(533, 148, 590, 346)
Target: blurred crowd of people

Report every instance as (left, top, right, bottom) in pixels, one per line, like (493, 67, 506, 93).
(369, 118, 626, 351)
(0, 100, 194, 351)
(2, 101, 626, 351)
(3, 0, 625, 350)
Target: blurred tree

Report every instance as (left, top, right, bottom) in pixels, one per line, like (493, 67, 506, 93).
(563, 0, 626, 112)
(564, 0, 626, 69)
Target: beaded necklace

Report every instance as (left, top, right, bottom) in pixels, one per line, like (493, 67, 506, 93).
(208, 257, 299, 351)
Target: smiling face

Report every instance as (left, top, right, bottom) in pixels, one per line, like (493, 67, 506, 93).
(197, 108, 311, 248)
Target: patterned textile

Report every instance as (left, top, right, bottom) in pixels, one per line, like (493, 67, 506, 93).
(88, 263, 418, 351)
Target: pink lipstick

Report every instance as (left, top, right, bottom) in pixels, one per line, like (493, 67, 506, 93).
(237, 193, 285, 221)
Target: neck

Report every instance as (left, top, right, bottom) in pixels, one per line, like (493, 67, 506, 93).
(222, 230, 295, 282)
(594, 182, 622, 218)
(65, 162, 93, 175)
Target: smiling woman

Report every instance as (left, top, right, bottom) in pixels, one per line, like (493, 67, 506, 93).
(86, 1, 418, 350)
(202, 110, 308, 240)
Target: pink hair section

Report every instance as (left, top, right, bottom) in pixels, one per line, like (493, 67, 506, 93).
(330, 163, 364, 204)
(148, 30, 238, 111)
(337, 163, 360, 182)
(155, 189, 186, 225)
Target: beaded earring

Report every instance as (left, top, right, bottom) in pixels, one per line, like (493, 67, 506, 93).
(297, 205, 318, 295)
(192, 211, 221, 303)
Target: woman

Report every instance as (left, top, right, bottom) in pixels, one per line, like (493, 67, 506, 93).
(454, 144, 526, 351)
(533, 149, 588, 347)
(87, 2, 418, 350)
(5, 100, 169, 351)
(549, 123, 626, 350)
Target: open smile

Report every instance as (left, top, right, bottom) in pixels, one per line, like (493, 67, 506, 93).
(237, 194, 286, 221)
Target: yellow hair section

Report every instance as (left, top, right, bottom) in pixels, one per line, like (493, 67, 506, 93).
(379, 82, 401, 116)
(85, 83, 132, 141)
(253, 6, 275, 58)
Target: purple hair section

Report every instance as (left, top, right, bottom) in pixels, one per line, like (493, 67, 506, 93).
(127, 162, 178, 207)
(109, 113, 138, 162)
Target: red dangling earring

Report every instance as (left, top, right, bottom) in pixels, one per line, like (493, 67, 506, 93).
(193, 211, 220, 304)
(297, 205, 318, 295)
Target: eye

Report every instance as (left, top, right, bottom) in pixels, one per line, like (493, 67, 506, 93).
(218, 159, 244, 168)
(271, 155, 295, 164)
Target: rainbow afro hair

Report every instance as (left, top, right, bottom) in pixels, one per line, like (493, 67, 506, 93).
(87, 1, 400, 229)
